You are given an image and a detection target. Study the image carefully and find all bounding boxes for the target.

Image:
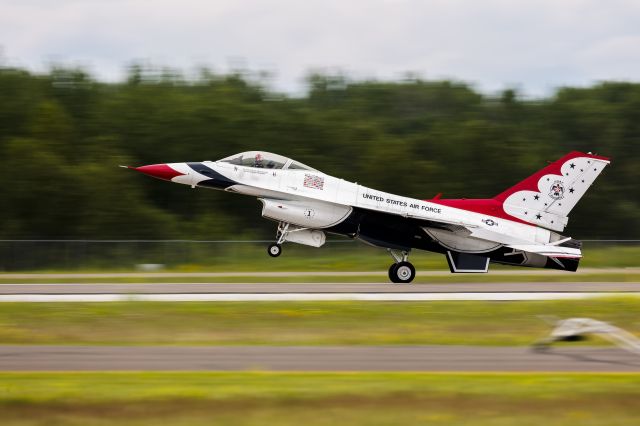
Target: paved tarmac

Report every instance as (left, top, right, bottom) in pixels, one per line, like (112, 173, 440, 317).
(1, 282, 639, 294)
(1, 345, 639, 371)
(2, 282, 638, 301)
(1, 268, 638, 279)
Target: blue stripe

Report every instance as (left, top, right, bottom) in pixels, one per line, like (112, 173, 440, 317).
(186, 163, 237, 189)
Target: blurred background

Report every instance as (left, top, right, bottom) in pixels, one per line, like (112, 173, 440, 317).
(0, 0, 638, 269)
(1, 3, 640, 425)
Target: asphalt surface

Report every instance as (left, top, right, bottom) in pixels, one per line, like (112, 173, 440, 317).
(1, 282, 639, 294)
(1, 345, 639, 371)
(2, 268, 638, 279)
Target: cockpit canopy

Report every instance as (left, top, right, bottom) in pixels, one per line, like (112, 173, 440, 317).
(217, 151, 318, 172)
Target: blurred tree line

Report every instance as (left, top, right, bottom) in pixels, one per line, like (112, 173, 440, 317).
(0, 66, 638, 239)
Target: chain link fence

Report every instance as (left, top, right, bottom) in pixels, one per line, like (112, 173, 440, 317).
(0, 239, 360, 271)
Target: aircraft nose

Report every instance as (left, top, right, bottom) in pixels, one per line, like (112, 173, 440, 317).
(133, 163, 185, 181)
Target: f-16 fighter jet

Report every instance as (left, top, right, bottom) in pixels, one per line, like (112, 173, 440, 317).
(127, 151, 609, 283)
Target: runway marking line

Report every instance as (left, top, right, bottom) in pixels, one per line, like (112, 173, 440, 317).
(1, 292, 640, 302)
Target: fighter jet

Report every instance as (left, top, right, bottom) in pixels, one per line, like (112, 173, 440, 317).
(127, 151, 610, 283)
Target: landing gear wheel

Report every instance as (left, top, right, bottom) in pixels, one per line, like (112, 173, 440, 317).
(388, 263, 399, 283)
(390, 261, 415, 284)
(267, 243, 282, 257)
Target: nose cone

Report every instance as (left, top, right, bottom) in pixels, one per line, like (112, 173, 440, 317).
(134, 164, 185, 181)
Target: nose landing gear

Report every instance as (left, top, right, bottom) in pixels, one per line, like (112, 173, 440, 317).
(387, 249, 415, 283)
(267, 222, 289, 257)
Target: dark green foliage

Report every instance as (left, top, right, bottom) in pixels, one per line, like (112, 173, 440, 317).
(0, 66, 637, 239)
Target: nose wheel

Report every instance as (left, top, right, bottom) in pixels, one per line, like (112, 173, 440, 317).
(267, 243, 282, 257)
(387, 249, 415, 283)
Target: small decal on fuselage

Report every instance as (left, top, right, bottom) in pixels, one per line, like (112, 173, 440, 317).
(244, 169, 268, 175)
(303, 174, 324, 190)
(482, 219, 498, 227)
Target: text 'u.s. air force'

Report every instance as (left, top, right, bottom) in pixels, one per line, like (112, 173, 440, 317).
(362, 193, 441, 213)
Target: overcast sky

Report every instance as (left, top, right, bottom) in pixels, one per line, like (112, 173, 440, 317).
(1, 0, 639, 96)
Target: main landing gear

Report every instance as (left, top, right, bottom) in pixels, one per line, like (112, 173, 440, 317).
(387, 249, 416, 284)
(267, 222, 289, 257)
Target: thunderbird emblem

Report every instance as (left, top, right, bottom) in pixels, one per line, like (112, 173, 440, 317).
(549, 180, 565, 200)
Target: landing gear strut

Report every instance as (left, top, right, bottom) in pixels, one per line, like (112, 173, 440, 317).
(387, 249, 415, 284)
(267, 222, 289, 257)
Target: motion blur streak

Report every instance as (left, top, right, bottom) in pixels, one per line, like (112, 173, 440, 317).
(0, 66, 637, 244)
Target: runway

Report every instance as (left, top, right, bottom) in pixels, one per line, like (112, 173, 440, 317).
(1, 345, 639, 371)
(0, 282, 638, 301)
(2, 268, 638, 279)
(2, 282, 640, 294)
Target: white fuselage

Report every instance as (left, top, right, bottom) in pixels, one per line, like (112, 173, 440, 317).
(168, 160, 553, 250)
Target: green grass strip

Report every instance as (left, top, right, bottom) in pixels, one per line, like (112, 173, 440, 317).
(1, 298, 638, 346)
(1, 372, 639, 426)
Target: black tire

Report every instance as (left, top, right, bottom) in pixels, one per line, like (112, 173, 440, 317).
(267, 243, 282, 257)
(388, 263, 400, 283)
(392, 261, 415, 284)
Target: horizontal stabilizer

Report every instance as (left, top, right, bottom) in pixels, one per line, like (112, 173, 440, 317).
(506, 244, 582, 259)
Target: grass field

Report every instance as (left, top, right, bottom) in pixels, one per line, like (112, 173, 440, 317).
(1, 298, 637, 346)
(1, 372, 639, 425)
(2, 245, 637, 425)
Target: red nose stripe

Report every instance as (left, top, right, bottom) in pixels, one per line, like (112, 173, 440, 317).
(135, 164, 184, 181)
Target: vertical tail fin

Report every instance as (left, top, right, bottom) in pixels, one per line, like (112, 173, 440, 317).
(494, 151, 610, 231)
